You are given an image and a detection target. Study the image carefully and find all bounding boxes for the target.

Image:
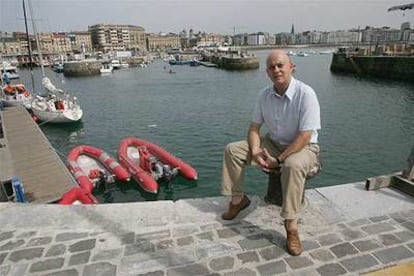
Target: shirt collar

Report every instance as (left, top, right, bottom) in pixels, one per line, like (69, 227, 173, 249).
(272, 77, 296, 100)
(285, 77, 297, 100)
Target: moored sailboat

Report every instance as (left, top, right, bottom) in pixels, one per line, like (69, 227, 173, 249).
(24, 0, 83, 124)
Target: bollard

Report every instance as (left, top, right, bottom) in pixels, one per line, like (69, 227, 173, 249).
(12, 176, 28, 203)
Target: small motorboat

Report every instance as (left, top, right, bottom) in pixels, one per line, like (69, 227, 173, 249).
(66, 145, 130, 194)
(1, 62, 20, 79)
(1, 83, 33, 108)
(53, 63, 64, 73)
(100, 63, 113, 74)
(118, 137, 198, 194)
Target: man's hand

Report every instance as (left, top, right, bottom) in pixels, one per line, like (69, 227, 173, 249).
(261, 148, 281, 172)
(252, 148, 266, 168)
(252, 148, 281, 172)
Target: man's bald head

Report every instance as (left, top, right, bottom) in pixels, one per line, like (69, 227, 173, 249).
(266, 50, 295, 94)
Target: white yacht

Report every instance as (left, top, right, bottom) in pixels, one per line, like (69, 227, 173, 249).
(1, 62, 20, 79)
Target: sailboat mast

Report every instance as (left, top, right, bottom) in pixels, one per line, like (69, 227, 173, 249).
(26, 0, 46, 77)
(22, 0, 36, 93)
(0, 56, 5, 87)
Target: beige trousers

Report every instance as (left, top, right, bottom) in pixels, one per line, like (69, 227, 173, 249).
(221, 133, 320, 219)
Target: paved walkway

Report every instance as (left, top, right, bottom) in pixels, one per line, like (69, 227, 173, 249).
(0, 181, 414, 276)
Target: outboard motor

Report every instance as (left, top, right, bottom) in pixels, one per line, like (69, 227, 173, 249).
(162, 164, 178, 182)
(162, 164, 179, 192)
(96, 171, 116, 190)
(151, 161, 164, 180)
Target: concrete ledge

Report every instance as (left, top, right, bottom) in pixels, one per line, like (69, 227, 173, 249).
(1, 181, 414, 276)
(315, 181, 414, 219)
(1, 182, 413, 231)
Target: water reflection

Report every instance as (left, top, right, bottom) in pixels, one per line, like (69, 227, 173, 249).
(40, 121, 85, 157)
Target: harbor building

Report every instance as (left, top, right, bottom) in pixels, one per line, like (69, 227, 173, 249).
(68, 31, 93, 53)
(88, 23, 146, 53)
(146, 33, 181, 52)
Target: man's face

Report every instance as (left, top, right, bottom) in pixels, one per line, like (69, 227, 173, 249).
(266, 53, 294, 87)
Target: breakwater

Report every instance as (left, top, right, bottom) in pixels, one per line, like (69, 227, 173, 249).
(63, 60, 101, 77)
(202, 53, 260, 70)
(63, 57, 147, 77)
(330, 52, 414, 82)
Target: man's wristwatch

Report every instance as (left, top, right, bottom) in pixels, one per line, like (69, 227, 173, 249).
(276, 157, 283, 164)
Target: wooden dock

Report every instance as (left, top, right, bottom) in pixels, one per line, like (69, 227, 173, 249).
(0, 105, 77, 203)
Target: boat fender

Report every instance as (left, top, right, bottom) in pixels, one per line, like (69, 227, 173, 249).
(31, 114, 39, 123)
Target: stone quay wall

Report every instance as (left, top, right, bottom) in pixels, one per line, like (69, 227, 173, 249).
(330, 53, 414, 82)
(63, 60, 101, 77)
(205, 54, 260, 70)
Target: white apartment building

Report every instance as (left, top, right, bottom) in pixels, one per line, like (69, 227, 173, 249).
(88, 24, 146, 53)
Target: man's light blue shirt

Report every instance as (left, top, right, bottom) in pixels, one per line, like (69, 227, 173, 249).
(252, 77, 321, 145)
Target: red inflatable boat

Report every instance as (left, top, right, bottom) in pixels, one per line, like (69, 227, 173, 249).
(118, 137, 197, 193)
(59, 187, 99, 205)
(59, 145, 131, 204)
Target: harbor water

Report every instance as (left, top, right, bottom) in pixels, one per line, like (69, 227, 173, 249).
(16, 50, 414, 203)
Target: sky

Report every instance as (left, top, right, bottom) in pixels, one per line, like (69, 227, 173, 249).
(1, 0, 413, 35)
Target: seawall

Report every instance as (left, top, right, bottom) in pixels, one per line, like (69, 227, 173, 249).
(330, 53, 414, 82)
(63, 60, 101, 77)
(203, 54, 260, 70)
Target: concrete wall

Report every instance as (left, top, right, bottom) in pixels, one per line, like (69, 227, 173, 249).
(205, 55, 260, 70)
(330, 53, 414, 82)
(220, 56, 260, 70)
(63, 60, 101, 77)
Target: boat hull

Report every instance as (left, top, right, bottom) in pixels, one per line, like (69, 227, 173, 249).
(100, 68, 113, 74)
(118, 137, 197, 194)
(31, 96, 83, 123)
(1, 84, 33, 108)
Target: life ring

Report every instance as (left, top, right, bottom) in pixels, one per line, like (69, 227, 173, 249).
(23, 91, 30, 97)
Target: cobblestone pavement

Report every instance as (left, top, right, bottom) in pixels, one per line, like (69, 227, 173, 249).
(0, 182, 414, 276)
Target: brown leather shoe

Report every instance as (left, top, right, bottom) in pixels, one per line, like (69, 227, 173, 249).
(285, 228, 303, 256)
(221, 195, 251, 220)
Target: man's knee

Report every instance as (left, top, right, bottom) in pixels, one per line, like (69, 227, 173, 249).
(224, 142, 235, 155)
(282, 159, 304, 175)
(224, 141, 248, 159)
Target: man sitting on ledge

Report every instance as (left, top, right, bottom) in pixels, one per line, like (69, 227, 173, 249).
(220, 50, 321, 256)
